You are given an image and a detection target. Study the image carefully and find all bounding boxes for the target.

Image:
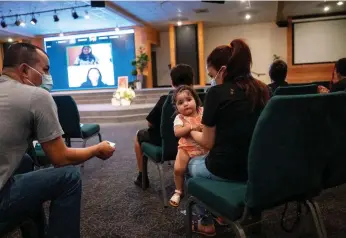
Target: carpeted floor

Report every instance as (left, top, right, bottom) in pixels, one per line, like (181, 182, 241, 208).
(7, 122, 346, 237)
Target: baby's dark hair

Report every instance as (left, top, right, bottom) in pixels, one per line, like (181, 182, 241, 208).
(172, 85, 202, 114)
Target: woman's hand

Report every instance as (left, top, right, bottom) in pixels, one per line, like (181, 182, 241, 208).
(191, 124, 203, 132)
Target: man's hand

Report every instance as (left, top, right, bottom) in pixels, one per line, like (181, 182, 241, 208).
(95, 141, 116, 160)
(318, 85, 330, 94)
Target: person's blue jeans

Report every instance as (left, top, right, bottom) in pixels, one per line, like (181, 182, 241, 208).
(0, 155, 82, 238)
(188, 155, 229, 226)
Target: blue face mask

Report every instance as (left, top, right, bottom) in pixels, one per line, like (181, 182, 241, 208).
(210, 79, 217, 86)
(26, 65, 53, 92)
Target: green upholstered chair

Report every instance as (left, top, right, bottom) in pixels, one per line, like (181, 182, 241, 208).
(141, 95, 178, 207)
(186, 93, 337, 238)
(322, 92, 346, 189)
(274, 84, 318, 96)
(53, 96, 102, 167)
(53, 96, 102, 146)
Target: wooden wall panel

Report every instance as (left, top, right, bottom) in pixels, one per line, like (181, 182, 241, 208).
(134, 26, 160, 88)
(197, 22, 205, 86)
(169, 24, 176, 68)
(287, 18, 334, 83)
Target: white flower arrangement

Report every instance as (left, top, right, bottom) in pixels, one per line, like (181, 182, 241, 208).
(112, 88, 136, 106)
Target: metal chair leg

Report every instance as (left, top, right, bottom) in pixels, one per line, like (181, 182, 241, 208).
(142, 156, 148, 190)
(97, 132, 102, 142)
(305, 200, 324, 238)
(185, 198, 195, 238)
(81, 139, 87, 168)
(158, 163, 168, 207)
(311, 200, 327, 238)
(230, 222, 247, 238)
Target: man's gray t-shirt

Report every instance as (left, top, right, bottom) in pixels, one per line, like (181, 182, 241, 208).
(0, 75, 64, 190)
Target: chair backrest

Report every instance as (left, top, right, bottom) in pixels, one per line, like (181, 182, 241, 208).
(53, 95, 82, 138)
(322, 92, 346, 188)
(160, 95, 178, 162)
(198, 92, 206, 105)
(246, 93, 335, 211)
(274, 84, 318, 96)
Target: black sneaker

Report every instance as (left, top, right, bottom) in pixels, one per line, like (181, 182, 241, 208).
(134, 172, 149, 188)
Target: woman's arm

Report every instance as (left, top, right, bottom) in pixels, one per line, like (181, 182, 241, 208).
(190, 125, 216, 150)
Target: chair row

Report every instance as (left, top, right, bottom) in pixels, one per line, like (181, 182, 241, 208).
(186, 92, 346, 238)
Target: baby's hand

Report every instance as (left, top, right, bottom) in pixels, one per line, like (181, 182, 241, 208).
(191, 124, 203, 132)
(318, 85, 329, 94)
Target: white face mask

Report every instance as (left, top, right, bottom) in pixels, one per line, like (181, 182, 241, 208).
(26, 65, 53, 91)
(210, 66, 225, 86)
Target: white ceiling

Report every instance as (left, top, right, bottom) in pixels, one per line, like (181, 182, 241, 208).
(0, 1, 345, 39)
(0, 1, 135, 39)
(114, 1, 278, 29)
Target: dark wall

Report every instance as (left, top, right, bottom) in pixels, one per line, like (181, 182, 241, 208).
(175, 24, 199, 84)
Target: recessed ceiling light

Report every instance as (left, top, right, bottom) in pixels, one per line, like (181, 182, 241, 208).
(337, 1, 344, 6)
(177, 21, 182, 26)
(324, 6, 330, 12)
(245, 14, 251, 20)
(240, 0, 246, 2)
(8, 38, 13, 42)
(84, 11, 90, 19)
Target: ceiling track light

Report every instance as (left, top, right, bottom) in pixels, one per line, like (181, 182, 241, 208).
(72, 9, 79, 19)
(337, 1, 344, 6)
(14, 15, 20, 26)
(53, 10, 59, 22)
(177, 20, 182, 26)
(30, 14, 37, 25)
(1, 18, 7, 28)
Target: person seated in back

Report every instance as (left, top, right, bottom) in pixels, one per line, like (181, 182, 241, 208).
(318, 58, 346, 93)
(169, 86, 208, 207)
(133, 64, 194, 188)
(268, 60, 288, 94)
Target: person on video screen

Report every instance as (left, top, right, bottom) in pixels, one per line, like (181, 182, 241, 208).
(73, 45, 99, 66)
(80, 68, 108, 88)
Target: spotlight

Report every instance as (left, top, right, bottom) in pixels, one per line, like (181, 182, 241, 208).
(337, 1, 344, 6)
(84, 11, 90, 19)
(324, 6, 330, 12)
(20, 21, 25, 27)
(114, 26, 119, 32)
(72, 9, 79, 19)
(15, 19, 20, 26)
(177, 21, 182, 26)
(53, 13, 59, 22)
(245, 14, 251, 20)
(30, 16, 37, 25)
(1, 18, 7, 28)
(8, 38, 13, 42)
(59, 32, 64, 37)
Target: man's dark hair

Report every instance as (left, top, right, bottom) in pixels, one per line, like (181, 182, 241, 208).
(269, 60, 287, 84)
(170, 64, 194, 87)
(336, 58, 346, 77)
(3, 42, 47, 69)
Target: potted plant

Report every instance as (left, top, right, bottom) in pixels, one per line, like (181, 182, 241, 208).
(112, 87, 136, 106)
(132, 46, 149, 88)
(131, 69, 142, 90)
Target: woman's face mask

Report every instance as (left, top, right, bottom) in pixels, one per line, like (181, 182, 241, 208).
(210, 66, 226, 86)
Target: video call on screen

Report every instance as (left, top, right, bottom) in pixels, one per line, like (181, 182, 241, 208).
(45, 32, 135, 91)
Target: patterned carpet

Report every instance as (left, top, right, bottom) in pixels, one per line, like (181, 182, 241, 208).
(7, 122, 346, 237)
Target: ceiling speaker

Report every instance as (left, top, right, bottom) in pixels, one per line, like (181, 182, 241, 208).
(202, 1, 225, 4)
(91, 1, 105, 8)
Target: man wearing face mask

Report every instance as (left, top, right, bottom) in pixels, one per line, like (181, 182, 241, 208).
(0, 43, 115, 237)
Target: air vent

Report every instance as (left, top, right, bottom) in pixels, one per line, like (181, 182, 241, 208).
(194, 8, 209, 14)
